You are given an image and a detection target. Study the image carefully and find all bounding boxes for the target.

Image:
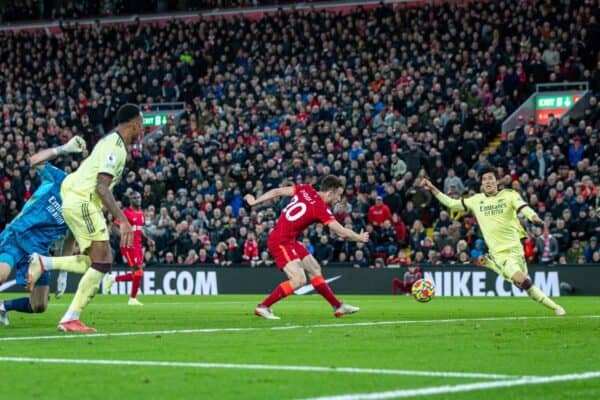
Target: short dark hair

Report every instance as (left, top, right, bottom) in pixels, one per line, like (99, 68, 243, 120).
(320, 175, 344, 192)
(117, 103, 141, 124)
(478, 166, 497, 179)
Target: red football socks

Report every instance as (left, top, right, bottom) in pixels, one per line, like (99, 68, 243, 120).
(116, 271, 143, 299)
(311, 275, 342, 308)
(260, 281, 294, 307)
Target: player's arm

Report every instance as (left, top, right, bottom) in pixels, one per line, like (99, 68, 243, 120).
(512, 191, 543, 225)
(96, 174, 133, 247)
(30, 136, 86, 169)
(327, 220, 369, 243)
(422, 178, 467, 212)
(244, 186, 295, 207)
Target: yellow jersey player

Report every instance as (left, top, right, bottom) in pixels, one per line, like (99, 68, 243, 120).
(422, 166, 566, 316)
(27, 104, 143, 332)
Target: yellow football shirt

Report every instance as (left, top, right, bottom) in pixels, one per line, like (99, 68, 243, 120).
(62, 131, 127, 208)
(436, 189, 530, 255)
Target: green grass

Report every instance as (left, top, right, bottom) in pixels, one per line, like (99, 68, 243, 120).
(0, 294, 599, 400)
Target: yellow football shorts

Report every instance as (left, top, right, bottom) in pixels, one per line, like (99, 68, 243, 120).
(60, 190, 109, 253)
(484, 248, 528, 282)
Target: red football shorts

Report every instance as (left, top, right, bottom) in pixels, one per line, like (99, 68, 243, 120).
(267, 240, 310, 270)
(121, 247, 143, 267)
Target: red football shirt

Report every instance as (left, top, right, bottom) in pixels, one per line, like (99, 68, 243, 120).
(269, 185, 336, 243)
(115, 208, 145, 251)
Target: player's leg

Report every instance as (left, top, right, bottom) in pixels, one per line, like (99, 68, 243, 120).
(255, 260, 303, 319)
(511, 270, 565, 315)
(0, 261, 13, 325)
(56, 203, 112, 332)
(302, 254, 359, 317)
(127, 267, 144, 306)
(29, 285, 50, 313)
(59, 240, 111, 332)
(2, 271, 51, 326)
(495, 250, 565, 316)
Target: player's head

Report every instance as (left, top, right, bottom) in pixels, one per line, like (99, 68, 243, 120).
(319, 175, 344, 205)
(117, 104, 143, 143)
(129, 191, 142, 208)
(478, 166, 498, 196)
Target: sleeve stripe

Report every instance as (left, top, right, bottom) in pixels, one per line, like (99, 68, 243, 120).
(517, 204, 528, 213)
(324, 219, 335, 225)
(461, 198, 468, 211)
(98, 172, 114, 179)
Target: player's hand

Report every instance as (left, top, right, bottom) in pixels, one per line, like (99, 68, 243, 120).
(531, 215, 544, 226)
(244, 194, 257, 207)
(356, 229, 369, 243)
(421, 179, 434, 191)
(63, 136, 87, 154)
(147, 238, 155, 248)
(120, 221, 134, 248)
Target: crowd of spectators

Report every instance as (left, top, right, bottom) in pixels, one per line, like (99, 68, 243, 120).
(0, 0, 306, 23)
(0, 0, 599, 267)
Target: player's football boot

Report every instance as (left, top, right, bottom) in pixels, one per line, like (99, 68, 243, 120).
(254, 305, 280, 320)
(103, 273, 114, 294)
(0, 305, 9, 326)
(128, 298, 144, 306)
(334, 303, 360, 317)
(55, 271, 68, 299)
(555, 306, 566, 316)
(58, 320, 97, 333)
(26, 253, 46, 292)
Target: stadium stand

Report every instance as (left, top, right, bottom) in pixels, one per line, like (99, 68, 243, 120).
(0, 0, 598, 266)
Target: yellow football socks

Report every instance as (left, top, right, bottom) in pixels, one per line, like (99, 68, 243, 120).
(527, 286, 559, 310)
(50, 255, 91, 274)
(70, 268, 104, 312)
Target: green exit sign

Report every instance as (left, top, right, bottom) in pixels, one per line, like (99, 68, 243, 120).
(143, 114, 169, 127)
(536, 95, 579, 109)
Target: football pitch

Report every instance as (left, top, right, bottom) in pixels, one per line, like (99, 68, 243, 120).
(0, 294, 598, 400)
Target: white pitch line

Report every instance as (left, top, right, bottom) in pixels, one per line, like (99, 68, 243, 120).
(0, 315, 597, 343)
(300, 371, 600, 400)
(0, 357, 517, 379)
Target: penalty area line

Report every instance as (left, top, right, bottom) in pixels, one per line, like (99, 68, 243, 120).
(0, 315, 598, 343)
(0, 356, 517, 380)
(299, 371, 600, 400)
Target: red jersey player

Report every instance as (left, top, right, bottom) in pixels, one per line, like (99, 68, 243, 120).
(244, 175, 369, 319)
(105, 191, 153, 305)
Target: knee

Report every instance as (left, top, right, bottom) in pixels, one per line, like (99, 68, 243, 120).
(0, 263, 11, 283)
(518, 277, 533, 291)
(30, 300, 48, 313)
(289, 273, 307, 288)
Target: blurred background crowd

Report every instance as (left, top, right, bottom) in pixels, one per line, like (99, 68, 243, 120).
(0, 0, 599, 267)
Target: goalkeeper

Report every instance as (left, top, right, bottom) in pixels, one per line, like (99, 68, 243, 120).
(422, 166, 565, 316)
(0, 137, 87, 326)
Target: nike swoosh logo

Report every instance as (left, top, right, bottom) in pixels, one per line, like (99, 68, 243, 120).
(0, 279, 17, 292)
(294, 275, 342, 295)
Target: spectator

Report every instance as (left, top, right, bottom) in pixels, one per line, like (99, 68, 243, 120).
(566, 240, 584, 264)
(243, 232, 260, 266)
(535, 228, 560, 264)
(470, 239, 486, 263)
(368, 196, 392, 227)
(584, 236, 599, 263)
(443, 169, 464, 195)
(351, 249, 369, 269)
(374, 220, 397, 257)
(391, 265, 422, 295)
(314, 236, 334, 266)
